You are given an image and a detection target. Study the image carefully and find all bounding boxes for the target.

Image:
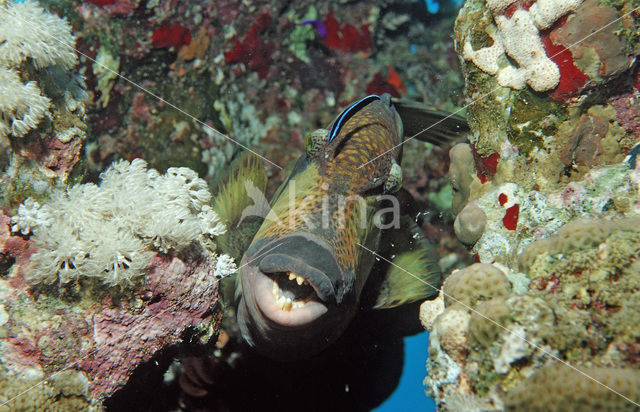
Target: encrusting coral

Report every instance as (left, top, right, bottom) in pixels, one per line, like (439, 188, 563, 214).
(462, 0, 584, 92)
(442, 263, 512, 309)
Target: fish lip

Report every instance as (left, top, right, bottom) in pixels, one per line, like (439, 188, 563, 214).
(239, 233, 345, 328)
(258, 253, 335, 303)
(244, 233, 346, 302)
(251, 269, 329, 327)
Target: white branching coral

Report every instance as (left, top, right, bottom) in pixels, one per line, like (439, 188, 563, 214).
(463, 0, 584, 92)
(0, 0, 77, 70)
(0, 0, 79, 139)
(11, 159, 233, 287)
(203, 91, 279, 177)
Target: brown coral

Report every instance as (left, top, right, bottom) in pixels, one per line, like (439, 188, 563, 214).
(443, 263, 512, 309)
(504, 366, 640, 411)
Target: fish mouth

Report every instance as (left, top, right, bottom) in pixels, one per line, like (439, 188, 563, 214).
(242, 236, 341, 328)
(237, 233, 356, 359)
(252, 266, 329, 327)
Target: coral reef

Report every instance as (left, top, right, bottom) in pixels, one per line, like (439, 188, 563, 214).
(424, 0, 640, 409)
(0, 158, 233, 408)
(0, 0, 473, 409)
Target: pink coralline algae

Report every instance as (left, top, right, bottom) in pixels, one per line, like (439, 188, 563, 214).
(13, 134, 83, 180)
(86, 0, 138, 15)
(0, 220, 221, 405)
(610, 89, 640, 140)
(86, 0, 116, 5)
(81, 254, 220, 398)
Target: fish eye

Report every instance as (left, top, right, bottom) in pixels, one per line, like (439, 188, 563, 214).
(304, 129, 329, 157)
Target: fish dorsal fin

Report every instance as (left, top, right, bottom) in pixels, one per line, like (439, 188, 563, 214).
(391, 98, 469, 146)
(212, 153, 268, 261)
(328, 94, 382, 142)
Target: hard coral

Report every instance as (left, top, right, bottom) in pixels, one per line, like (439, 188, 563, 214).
(504, 366, 640, 411)
(443, 263, 512, 309)
(224, 12, 273, 79)
(463, 0, 585, 93)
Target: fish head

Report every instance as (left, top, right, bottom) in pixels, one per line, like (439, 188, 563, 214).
(235, 93, 404, 360)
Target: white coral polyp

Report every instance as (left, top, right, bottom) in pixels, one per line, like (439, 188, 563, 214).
(14, 159, 231, 287)
(0, 0, 77, 70)
(0, 0, 80, 138)
(0, 68, 51, 137)
(214, 254, 237, 279)
(10, 198, 49, 235)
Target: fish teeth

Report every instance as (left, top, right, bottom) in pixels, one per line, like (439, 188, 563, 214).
(287, 272, 308, 286)
(274, 295, 295, 311)
(271, 273, 314, 311)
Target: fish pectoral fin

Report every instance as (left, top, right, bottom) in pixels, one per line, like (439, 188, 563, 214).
(392, 98, 469, 146)
(372, 249, 442, 310)
(212, 153, 268, 261)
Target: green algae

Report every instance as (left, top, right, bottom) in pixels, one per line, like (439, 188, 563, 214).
(507, 91, 565, 155)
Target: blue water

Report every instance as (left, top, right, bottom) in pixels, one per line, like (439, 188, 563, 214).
(375, 331, 437, 411)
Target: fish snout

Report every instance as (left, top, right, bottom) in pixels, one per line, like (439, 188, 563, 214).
(237, 234, 355, 358)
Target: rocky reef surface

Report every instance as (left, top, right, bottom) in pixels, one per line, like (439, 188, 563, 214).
(422, 0, 640, 410)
